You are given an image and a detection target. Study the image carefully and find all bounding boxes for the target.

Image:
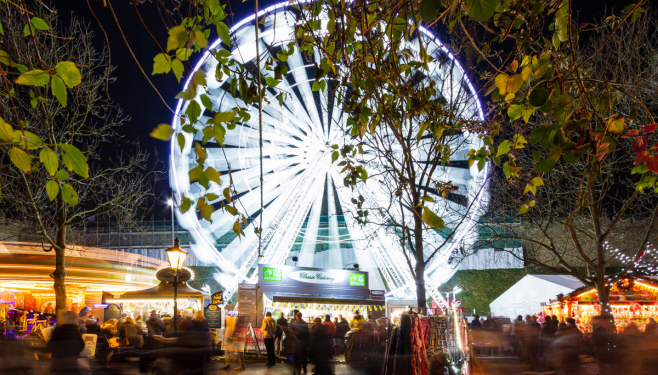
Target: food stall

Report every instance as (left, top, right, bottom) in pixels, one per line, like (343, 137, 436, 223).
(256, 264, 385, 325)
(542, 277, 658, 332)
(106, 267, 204, 318)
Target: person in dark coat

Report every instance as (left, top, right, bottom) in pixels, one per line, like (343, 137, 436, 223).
(334, 315, 350, 355)
(471, 315, 483, 327)
(48, 311, 85, 375)
(309, 318, 332, 375)
(540, 316, 558, 366)
(119, 316, 142, 348)
(291, 312, 309, 375)
(592, 315, 618, 375)
(275, 312, 287, 356)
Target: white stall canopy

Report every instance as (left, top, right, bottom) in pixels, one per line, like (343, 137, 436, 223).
(489, 275, 585, 319)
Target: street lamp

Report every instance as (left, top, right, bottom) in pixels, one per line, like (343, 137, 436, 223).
(343, 263, 359, 269)
(165, 238, 187, 334)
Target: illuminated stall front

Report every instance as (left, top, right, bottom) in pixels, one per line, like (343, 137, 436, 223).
(0, 241, 164, 324)
(542, 277, 658, 333)
(106, 267, 204, 319)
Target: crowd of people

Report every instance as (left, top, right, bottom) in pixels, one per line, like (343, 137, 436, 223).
(470, 313, 658, 375)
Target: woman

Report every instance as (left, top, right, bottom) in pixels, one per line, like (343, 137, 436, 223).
(134, 315, 145, 333)
(100, 319, 118, 367)
(120, 316, 142, 348)
(193, 310, 210, 332)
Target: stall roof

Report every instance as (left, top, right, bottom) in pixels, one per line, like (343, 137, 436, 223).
(110, 281, 203, 302)
(489, 275, 585, 319)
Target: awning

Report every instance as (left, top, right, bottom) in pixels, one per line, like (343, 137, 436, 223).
(263, 293, 384, 305)
(108, 281, 203, 302)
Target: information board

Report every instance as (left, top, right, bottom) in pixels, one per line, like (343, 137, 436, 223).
(206, 304, 222, 329)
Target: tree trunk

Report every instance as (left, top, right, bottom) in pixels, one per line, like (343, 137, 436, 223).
(414, 213, 426, 313)
(54, 192, 67, 324)
(596, 279, 611, 317)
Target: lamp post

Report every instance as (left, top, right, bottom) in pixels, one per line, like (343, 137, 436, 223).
(167, 198, 174, 246)
(452, 285, 463, 308)
(165, 238, 187, 334)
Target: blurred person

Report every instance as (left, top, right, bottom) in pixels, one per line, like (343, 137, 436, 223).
(620, 322, 643, 375)
(309, 317, 331, 374)
(350, 310, 365, 331)
(511, 315, 524, 357)
(100, 319, 118, 367)
(48, 311, 85, 375)
(193, 310, 210, 332)
(119, 316, 142, 348)
(522, 314, 540, 370)
(134, 314, 145, 332)
(85, 316, 99, 335)
(374, 318, 388, 361)
(220, 314, 244, 371)
(646, 317, 657, 335)
(116, 312, 128, 335)
(262, 312, 276, 368)
(551, 315, 559, 324)
(333, 316, 348, 356)
(292, 312, 310, 375)
(146, 310, 164, 348)
(471, 315, 483, 327)
(539, 315, 558, 367)
(559, 317, 583, 375)
(591, 315, 618, 375)
(338, 314, 348, 325)
(276, 312, 287, 356)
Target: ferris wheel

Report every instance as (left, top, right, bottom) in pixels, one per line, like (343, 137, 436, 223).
(170, 1, 488, 303)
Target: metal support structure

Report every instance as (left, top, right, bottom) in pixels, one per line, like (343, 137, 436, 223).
(172, 273, 179, 334)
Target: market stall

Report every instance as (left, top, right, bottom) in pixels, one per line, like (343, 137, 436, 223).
(106, 267, 204, 318)
(256, 264, 385, 324)
(542, 277, 658, 333)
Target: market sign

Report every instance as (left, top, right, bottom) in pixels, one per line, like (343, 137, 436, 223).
(263, 267, 283, 282)
(258, 264, 369, 291)
(288, 270, 344, 284)
(211, 291, 224, 305)
(349, 273, 366, 287)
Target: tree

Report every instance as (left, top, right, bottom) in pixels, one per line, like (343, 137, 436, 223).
(472, 9, 658, 312)
(0, 2, 157, 322)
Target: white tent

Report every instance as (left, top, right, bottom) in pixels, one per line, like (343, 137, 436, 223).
(489, 275, 585, 319)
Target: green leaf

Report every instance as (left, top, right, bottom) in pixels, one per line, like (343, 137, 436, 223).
(61, 183, 79, 206)
(15, 69, 50, 86)
(421, 196, 436, 203)
(177, 133, 186, 151)
(266, 77, 281, 87)
(213, 123, 226, 146)
(214, 111, 235, 123)
(31, 17, 50, 31)
(39, 147, 58, 176)
(55, 170, 68, 180)
(332, 151, 339, 163)
(225, 205, 238, 216)
(466, 0, 500, 22)
(51, 75, 67, 107)
(150, 124, 174, 140)
(0, 117, 15, 142)
(209, 0, 222, 15)
(517, 204, 529, 215)
(55, 62, 81, 87)
(59, 143, 89, 178)
(180, 195, 193, 213)
(193, 30, 208, 49)
(204, 167, 221, 186)
(200, 94, 213, 111)
(534, 157, 556, 173)
(420, 0, 439, 23)
(508, 105, 524, 122)
(0, 23, 4, 36)
(422, 206, 446, 229)
(217, 22, 231, 47)
(176, 48, 193, 61)
(529, 88, 549, 107)
(152, 53, 172, 75)
(186, 100, 201, 124)
(233, 219, 244, 238)
(496, 140, 511, 157)
(45, 180, 59, 201)
(205, 193, 220, 201)
(13, 131, 43, 149)
(171, 58, 184, 82)
(524, 184, 537, 195)
(10, 147, 31, 172)
(167, 26, 188, 52)
(223, 187, 232, 203)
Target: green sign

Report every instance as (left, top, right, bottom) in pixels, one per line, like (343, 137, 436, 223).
(263, 267, 283, 282)
(349, 273, 366, 287)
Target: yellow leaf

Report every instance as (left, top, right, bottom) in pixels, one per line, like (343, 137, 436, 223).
(506, 74, 524, 94)
(521, 66, 532, 81)
(495, 74, 509, 94)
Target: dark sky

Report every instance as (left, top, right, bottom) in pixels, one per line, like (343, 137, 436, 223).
(51, 0, 637, 219)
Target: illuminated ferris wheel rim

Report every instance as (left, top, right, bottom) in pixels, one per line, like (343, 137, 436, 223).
(169, 0, 488, 299)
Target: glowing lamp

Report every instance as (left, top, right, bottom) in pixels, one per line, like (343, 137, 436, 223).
(165, 238, 187, 271)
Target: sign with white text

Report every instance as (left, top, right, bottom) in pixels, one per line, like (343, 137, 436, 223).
(258, 264, 369, 291)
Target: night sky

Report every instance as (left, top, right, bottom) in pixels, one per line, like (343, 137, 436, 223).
(50, 0, 637, 219)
